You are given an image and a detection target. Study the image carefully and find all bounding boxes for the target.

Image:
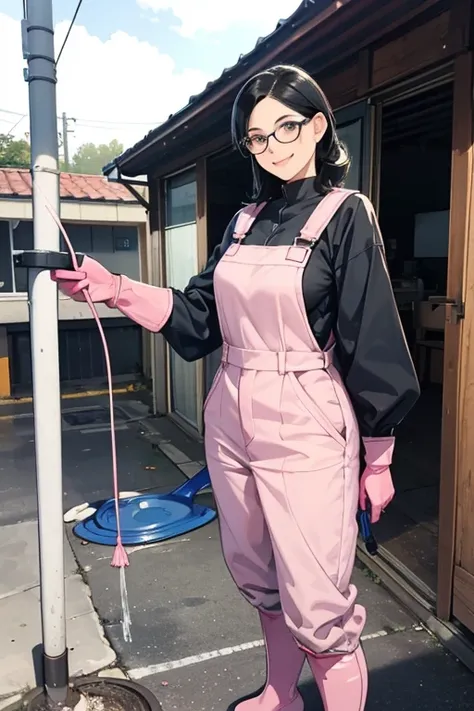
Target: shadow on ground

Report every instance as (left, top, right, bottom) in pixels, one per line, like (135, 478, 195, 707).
(149, 633, 473, 711)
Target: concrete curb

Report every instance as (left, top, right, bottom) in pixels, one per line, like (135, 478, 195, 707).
(0, 694, 22, 711)
(139, 419, 209, 488)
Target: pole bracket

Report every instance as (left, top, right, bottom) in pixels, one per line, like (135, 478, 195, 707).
(31, 165, 61, 176)
(13, 250, 84, 270)
(26, 24, 55, 35)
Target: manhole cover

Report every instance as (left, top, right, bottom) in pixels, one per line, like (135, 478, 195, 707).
(25, 678, 161, 711)
(62, 407, 128, 428)
(76, 679, 161, 711)
(76, 683, 147, 711)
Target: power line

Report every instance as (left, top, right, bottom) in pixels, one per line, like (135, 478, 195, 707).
(74, 123, 155, 132)
(0, 108, 25, 117)
(0, 108, 160, 127)
(8, 115, 27, 135)
(56, 0, 84, 65)
(0, 115, 27, 134)
(74, 117, 162, 126)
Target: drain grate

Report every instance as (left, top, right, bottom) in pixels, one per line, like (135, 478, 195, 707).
(62, 407, 128, 428)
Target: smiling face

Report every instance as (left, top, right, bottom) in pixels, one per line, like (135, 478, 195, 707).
(246, 96, 328, 183)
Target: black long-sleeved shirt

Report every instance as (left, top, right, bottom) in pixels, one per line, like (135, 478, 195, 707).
(161, 176, 420, 437)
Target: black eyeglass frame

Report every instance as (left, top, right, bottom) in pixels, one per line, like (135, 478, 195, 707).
(241, 118, 311, 155)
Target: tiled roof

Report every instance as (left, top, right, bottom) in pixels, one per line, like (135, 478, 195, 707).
(0, 168, 137, 203)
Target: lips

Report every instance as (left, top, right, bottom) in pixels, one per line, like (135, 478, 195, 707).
(272, 154, 294, 166)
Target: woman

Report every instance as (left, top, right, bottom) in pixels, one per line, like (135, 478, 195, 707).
(52, 65, 420, 710)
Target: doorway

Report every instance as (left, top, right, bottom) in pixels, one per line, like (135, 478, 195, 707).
(374, 81, 454, 597)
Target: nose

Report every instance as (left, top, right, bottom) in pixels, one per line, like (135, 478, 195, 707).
(267, 134, 278, 153)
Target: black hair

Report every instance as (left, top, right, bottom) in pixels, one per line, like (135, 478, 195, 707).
(231, 64, 350, 201)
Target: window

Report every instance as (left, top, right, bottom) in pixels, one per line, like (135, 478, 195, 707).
(164, 168, 199, 428)
(12, 221, 34, 293)
(0, 220, 140, 294)
(89, 225, 140, 280)
(0, 221, 14, 293)
(166, 168, 197, 227)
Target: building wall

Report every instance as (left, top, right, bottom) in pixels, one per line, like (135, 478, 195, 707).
(2, 219, 140, 295)
(8, 318, 143, 391)
(144, 3, 471, 430)
(0, 216, 145, 397)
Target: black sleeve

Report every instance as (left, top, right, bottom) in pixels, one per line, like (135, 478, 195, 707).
(333, 195, 420, 437)
(160, 213, 238, 362)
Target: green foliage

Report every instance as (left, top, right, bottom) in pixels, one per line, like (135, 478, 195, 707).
(68, 139, 124, 175)
(0, 134, 123, 175)
(0, 134, 31, 168)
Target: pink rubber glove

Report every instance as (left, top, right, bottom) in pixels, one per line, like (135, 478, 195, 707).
(359, 437, 395, 523)
(109, 274, 173, 332)
(51, 257, 173, 332)
(51, 255, 118, 303)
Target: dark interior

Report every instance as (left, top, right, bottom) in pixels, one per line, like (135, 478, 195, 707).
(207, 147, 253, 252)
(205, 81, 453, 597)
(374, 81, 452, 595)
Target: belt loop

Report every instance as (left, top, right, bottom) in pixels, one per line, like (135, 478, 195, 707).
(222, 342, 229, 366)
(277, 351, 287, 375)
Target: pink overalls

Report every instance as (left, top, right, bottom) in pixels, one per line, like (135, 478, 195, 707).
(204, 189, 366, 656)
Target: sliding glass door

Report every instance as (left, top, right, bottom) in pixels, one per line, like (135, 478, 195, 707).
(164, 168, 199, 428)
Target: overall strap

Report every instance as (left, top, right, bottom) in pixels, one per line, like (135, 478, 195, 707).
(233, 202, 267, 243)
(296, 188, 359, 248)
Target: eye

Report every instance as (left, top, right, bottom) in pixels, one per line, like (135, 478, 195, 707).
(280, 121, 299, 133)
(248, 134, 266, 145)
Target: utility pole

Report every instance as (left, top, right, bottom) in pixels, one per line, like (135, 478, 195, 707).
(22, 0, 69, 704)
(62, 111, 69, 169)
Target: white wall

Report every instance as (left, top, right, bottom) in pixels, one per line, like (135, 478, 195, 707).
(0, 294, 126, 324)
(1, 215, 145, 324)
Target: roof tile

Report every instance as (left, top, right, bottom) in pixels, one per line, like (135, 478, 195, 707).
(0, 168, 137, 203)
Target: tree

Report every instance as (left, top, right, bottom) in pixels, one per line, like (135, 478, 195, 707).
(0, 132, 123, 176)
(69, 139, 124, 175)
(0, 134, 31, 168)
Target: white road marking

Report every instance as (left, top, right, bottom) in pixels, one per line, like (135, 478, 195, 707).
(128, 627, 406, 680)
(361, 629, 389, 640)
(129, 640, 265, 679)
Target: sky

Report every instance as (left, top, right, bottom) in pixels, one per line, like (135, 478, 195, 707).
(0, 0, 302, 160)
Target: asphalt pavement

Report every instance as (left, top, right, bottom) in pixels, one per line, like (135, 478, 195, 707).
(1, 394, 474, 710)
(70, 514, 474, 711)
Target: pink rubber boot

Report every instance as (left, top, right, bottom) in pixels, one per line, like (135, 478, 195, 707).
(307, 646, 368, 710)
(236, 611, 305, 711)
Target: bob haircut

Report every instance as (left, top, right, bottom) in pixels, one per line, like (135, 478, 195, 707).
(231, 64, 350, 201)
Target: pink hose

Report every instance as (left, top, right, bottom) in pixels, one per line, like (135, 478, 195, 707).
(45, 201, 129, 569)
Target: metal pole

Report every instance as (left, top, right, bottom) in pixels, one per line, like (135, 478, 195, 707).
(22, 1, 69, 703)
(62, 112, 70, 170)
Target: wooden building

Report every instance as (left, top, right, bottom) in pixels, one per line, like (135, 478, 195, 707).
(104, 0, 474, 666)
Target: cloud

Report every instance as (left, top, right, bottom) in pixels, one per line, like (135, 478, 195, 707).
(0, 12, 212, 157)
(137, 0, 302, 37)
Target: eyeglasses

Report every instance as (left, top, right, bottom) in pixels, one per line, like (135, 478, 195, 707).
(242, 118, 311, 155)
